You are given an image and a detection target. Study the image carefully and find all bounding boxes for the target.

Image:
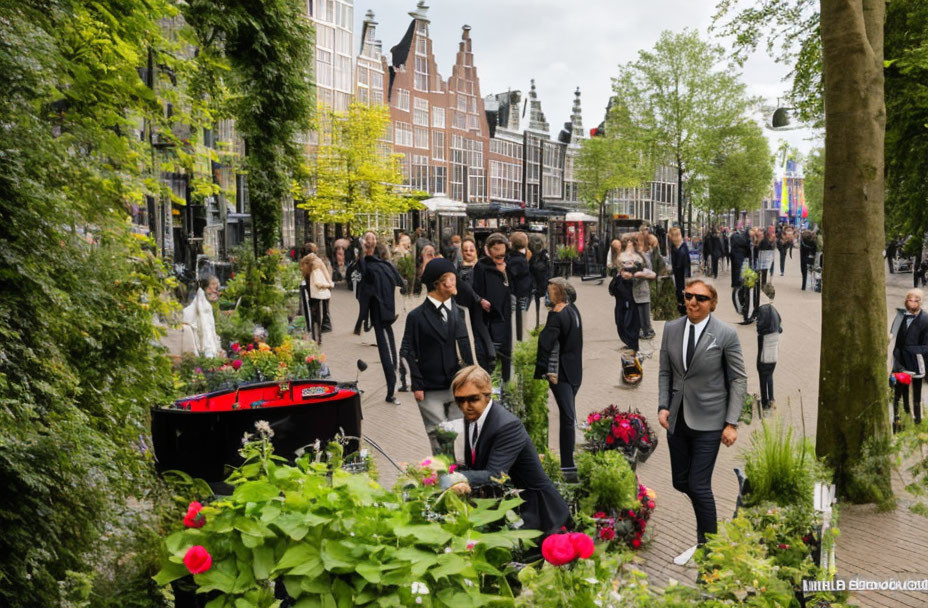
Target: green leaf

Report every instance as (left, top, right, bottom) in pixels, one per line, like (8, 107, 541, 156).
(429, 553, 467, 580)
(275, 544, 320, 571)
(354, 561, 382, 584)
(393, 524, 452, 546)
(152, 560, 189, 586)
(320, 539, 356, 572)
(252, 544, 274, 579)
(293, 598, 322, 608)
(233, 480, 280, 503)
(195, 558, 238, 593)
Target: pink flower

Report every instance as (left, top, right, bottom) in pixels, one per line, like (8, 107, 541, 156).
(420, 458, 432, 468)
(592, 511, 606, 519)
(647, 500, 655, 510)
(568, 532, 595, 559)
(183, 545, 212, 574)
(448, 464, 457, 473)
(631, 538, 642, 549)
(182, 501, 205, 528)
(541, 534, 577, 566)
(195, 367, 203, 375)
(306, 355, 315, 364)
(592, 413, 601, 422)
(598, 527, 615, 541)
(231, 342, 241, 353)
(422, 474, 437, 486)
(466, 540, 477, 551)
(231, 359, 243, 370)
(605, 435, 615, 445)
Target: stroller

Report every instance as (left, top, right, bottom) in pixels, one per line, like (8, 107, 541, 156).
(811, 252, 823, 293)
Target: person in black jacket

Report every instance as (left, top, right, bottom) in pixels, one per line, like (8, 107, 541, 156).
(799, 230, 818, 291)
(669, 227, 690, 315)
(529, 235, 551, 329)
(457, 237, 496, 371)
(534, 278, 582, 482)
(755, 283, 783, 412)
(729, 227, 753, 324)
(447, 365, 570, 534)
(472, 233, 513, 382)
(706, 229, 723, 278)
(401, 258, 474, 457)
(890, 289, 928, 429)
(362, 235, 404, 404)
(508, 231, 534, 342)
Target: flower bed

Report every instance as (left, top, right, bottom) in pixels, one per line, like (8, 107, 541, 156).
(583, 405, 658, 467)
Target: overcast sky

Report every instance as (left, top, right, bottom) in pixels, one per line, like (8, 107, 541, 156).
(355, 0, 821, 156)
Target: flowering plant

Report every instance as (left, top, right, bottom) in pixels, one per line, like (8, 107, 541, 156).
(742, 266, 758, 288)
(541, 532, 595, 566)
(583, 405, 657, 464)
(590, 483, 656, 550)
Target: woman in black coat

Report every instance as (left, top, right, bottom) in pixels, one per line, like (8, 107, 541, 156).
(534, 277, 582, 481)
(799, 230, 818, 291)
(508, 232, 534, 342)
(472, 233, 513, 382)
(528, 235, 551, 329)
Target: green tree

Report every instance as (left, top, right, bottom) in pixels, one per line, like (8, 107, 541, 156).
(803, 147, 824, 225)
(816, 0, 892, 502)
(884, 0, 928, 243)
(299, 103, 415, 232)
(611, 29, 757, 232)
(0, 1, 180, 605)
(703, 122, 773, 217)
(183, 0, 315, 253)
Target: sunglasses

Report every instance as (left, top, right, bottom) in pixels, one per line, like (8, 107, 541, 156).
(454, 393, 488, 406)
(684, 292, 712, 303)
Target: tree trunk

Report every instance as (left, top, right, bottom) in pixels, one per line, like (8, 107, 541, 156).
(816, 0, 892, 502)
(677, 163, 684, 229)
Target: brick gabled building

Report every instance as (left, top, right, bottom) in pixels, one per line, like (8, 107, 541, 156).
(357, 1, 491, 203)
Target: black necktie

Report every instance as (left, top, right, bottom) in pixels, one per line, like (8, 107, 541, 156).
(438, 303, 447, 323)
(470, 424, 478, 465)
(686, 323, 696, 371)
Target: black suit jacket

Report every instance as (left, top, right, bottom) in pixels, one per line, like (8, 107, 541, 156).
(461, 403, 570, 534)
(362, 256, 402, 321)
(507, 251, 534, 298)
(400, 299, 474, 392)
(892, 309, 928, 373)
(534, 304, 583, 386)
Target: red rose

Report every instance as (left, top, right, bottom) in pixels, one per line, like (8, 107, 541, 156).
(592, 413, 601, 421)
(647, 500, 655, 510)
(246, 343, 254, 351)
(628, 510, 636, 518)
(605, 435, 615, 445)
(182, 501, 205, 528)
(231, 359, 243, 371)
(541, 534, 577, 566)
(631, 537, 642, 549)
(778, 543, 789, 550)
(231, 342, 240, 353)
(592, 511, 606, 519)
(568, 532, 595, 559)
(599, 527, 616, 541)
(183, 545, 212, 574)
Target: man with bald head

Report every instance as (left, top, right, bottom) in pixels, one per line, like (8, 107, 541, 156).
(890, 288, 928, 429)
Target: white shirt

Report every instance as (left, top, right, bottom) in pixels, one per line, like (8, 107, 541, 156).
(469, 399, 494, 455)
(426, 295, 452, 321)
(683, 315, 711, 371)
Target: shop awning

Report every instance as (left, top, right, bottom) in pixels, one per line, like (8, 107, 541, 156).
(565, 211, 599, 223)
(420, 197, 468, 217)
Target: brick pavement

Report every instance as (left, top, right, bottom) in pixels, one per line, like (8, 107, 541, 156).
(320, 255, 928, 607)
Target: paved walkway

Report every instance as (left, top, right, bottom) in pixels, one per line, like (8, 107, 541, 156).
(320, 253, 928, 607)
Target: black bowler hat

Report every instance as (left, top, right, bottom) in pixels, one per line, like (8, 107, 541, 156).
(421, 258, 457, 291)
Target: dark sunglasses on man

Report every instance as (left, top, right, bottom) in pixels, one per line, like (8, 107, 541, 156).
(683, 292, 712, 303)
(454, 393, 489, 406)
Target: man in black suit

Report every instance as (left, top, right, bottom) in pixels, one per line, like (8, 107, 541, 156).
(362, 234, 404, 404)
(729, 227, 753, 324)
(400, 258, 474, 456)
(448, 365, 570, 535)
(890, 289, 928, 428)
(658, 279, 747, 549)
(472, 233, 513, 382)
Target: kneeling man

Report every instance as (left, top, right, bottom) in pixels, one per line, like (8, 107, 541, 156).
(448, 365, 570, 534)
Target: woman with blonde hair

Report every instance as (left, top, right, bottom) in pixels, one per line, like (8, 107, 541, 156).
(301, 253, 335, 344)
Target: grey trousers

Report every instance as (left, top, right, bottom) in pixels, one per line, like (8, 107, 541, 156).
(637, 302, 652, 333)
(416, 388, 462, 456)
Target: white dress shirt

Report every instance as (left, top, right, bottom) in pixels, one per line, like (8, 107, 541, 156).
(682, 315, 711, 371)
(469, 399, 494, 455)
(426, 295, 451, 321)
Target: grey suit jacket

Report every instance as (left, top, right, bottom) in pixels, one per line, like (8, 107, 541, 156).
(658, 315, 747, 433)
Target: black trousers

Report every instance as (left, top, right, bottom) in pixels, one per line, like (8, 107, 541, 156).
(800, 256, 814, 290)
(667, 406, 723, 545)
(309, 298, 329, 344)
(476, 318, 511, 383)
(710, 254, 719, 278)
(549, 380, 579, 469)
(370, 306, 397, 398)
(778, 248, 788, 274)
(894, 377, 923, 424)
(758, 361, 776, 407)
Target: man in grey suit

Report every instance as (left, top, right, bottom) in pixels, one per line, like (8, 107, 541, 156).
(658, 278, 747, 547)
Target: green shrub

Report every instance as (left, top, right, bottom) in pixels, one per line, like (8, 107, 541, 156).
(155, 433, 537, 606)
(742, 417, 827, 509)
(575, 450, 640, 514)
(503, 329, 549, 453)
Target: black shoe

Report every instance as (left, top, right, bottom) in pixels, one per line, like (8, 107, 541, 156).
(385, 396, 401, 405)
(739, 319, 755, 325)
(398, 384, 409, 392)
(363, 321, 372, 333)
